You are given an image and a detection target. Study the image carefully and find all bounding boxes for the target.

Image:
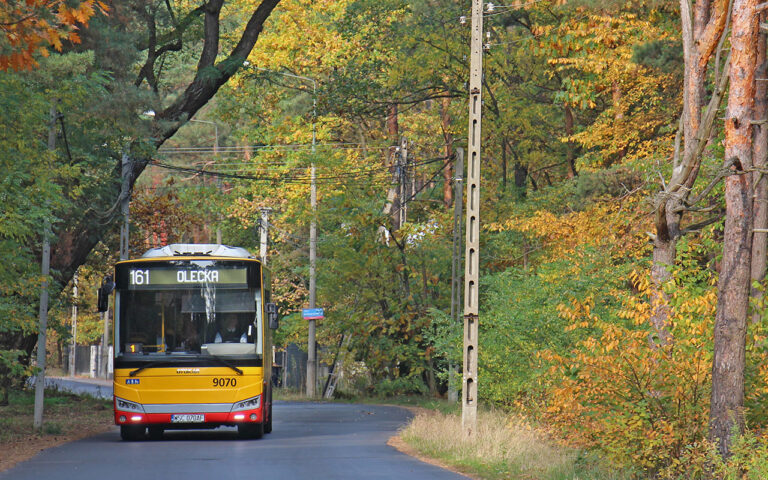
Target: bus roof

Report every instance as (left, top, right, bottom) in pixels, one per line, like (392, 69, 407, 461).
(141, 244, 256, 259)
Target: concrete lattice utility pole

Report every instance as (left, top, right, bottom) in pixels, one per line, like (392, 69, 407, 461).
(462, 0, 483, 436)
(260, 207, 272, 265)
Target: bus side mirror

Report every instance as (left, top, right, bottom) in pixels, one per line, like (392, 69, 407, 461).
(97, 288, 109, 312)
(267, 303, 279, 330)
(97, 275, 114, 313)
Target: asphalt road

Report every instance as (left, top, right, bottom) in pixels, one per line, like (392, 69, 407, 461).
(1, 402, 467, 480)
(41, 376, 113, 400)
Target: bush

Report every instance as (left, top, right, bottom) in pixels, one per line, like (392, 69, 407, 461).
(373, 376, 427, 397)
(541, 269, 716, 477)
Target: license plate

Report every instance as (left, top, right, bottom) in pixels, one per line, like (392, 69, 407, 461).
(171, 414, 205, 423)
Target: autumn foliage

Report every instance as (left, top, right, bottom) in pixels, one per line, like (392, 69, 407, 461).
(0, 0, 105, 70)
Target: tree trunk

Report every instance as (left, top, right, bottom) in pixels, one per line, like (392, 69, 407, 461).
(501, 137, 508, 190)
(381, 106, 401, 231)
(612, 80, 623, 121)
(751, 13, 768, 324)
(650, 237, 675, 345)
(650, 0, 728, 342)
(387, 103, 399, 145)
(710, 0, 757, 456)
(513, 162, 527, 191)
(564, 104, 577, 178)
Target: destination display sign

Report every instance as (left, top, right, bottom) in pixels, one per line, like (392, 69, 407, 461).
(128, 267, 248, 287)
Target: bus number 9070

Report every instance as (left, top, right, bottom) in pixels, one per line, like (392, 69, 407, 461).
(212, 378, 236, 387)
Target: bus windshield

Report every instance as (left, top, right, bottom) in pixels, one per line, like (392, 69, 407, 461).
(117, 289, 262, 357)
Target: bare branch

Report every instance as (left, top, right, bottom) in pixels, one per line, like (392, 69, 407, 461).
(686, 156, 739, 206)
(673, 113, 684, 171)
(681, 215, 724, 235)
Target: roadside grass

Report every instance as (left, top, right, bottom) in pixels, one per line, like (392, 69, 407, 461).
(357, 394, 461, 415)
(399, 409, 628, 480)
(0, 387, 112, 444)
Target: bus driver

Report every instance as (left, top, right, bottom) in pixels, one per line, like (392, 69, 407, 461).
(215, 316, 247, 343)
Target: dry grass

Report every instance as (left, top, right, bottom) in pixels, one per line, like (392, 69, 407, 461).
(400, 409, 580, 480)
(0, 388, 113, 473)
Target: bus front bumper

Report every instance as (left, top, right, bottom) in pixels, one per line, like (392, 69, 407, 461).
(114, 396, 263, 426)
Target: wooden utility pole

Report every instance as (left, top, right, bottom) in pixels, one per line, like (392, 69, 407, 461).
(399, 137, 409, 227)
(462, 0, 483, 436)
(449, 148, 464, 403)
(120, 152, 131, 261)
(69, 271, 78, 377)
(307, 84, 318, 398)
(105, 151, 131, 379)
(34, 103, 57, 430)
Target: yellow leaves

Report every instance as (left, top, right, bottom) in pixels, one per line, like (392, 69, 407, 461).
(247, 0, 350, 72)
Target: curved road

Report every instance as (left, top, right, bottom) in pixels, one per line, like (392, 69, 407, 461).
(1, 402, 466, 480)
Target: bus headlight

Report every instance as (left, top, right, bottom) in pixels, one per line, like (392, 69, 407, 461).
(115, 397, 145, 413)
(231, 395, 261, 412)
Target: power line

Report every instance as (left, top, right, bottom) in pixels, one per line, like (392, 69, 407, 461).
(148, 155, 451, 184)
(158, 142, 369, 153)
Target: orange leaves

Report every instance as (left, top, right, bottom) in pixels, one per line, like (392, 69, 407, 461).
(541, 268, 719, 474)
(0, 0, 105, 70)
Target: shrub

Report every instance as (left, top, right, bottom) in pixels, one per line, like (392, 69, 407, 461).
(541, 270, 716, 477)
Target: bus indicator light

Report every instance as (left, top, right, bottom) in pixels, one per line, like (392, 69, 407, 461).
(234, 414, 245, 420)
(131, 415, 143, 422)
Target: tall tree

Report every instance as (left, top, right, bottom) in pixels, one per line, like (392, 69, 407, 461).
(50, 0, 281, 279)
(5, 0, 284, 368)
(650, 0, 729, 343)
(709, 0, 758, 456)
(750, 11, 768, 324)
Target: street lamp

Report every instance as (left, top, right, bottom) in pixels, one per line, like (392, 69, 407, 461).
(249, 66, 319, 398)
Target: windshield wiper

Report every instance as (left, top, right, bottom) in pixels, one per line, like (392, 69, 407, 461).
(128, 356, 243, 376)
(206, 355, 243, 375)
(129, 360, 174, 377)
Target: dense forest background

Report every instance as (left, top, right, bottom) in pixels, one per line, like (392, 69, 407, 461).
(3, 0, 768, 475)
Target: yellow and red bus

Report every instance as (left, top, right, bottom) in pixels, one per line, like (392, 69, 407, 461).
(110, 244, 277, 440)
